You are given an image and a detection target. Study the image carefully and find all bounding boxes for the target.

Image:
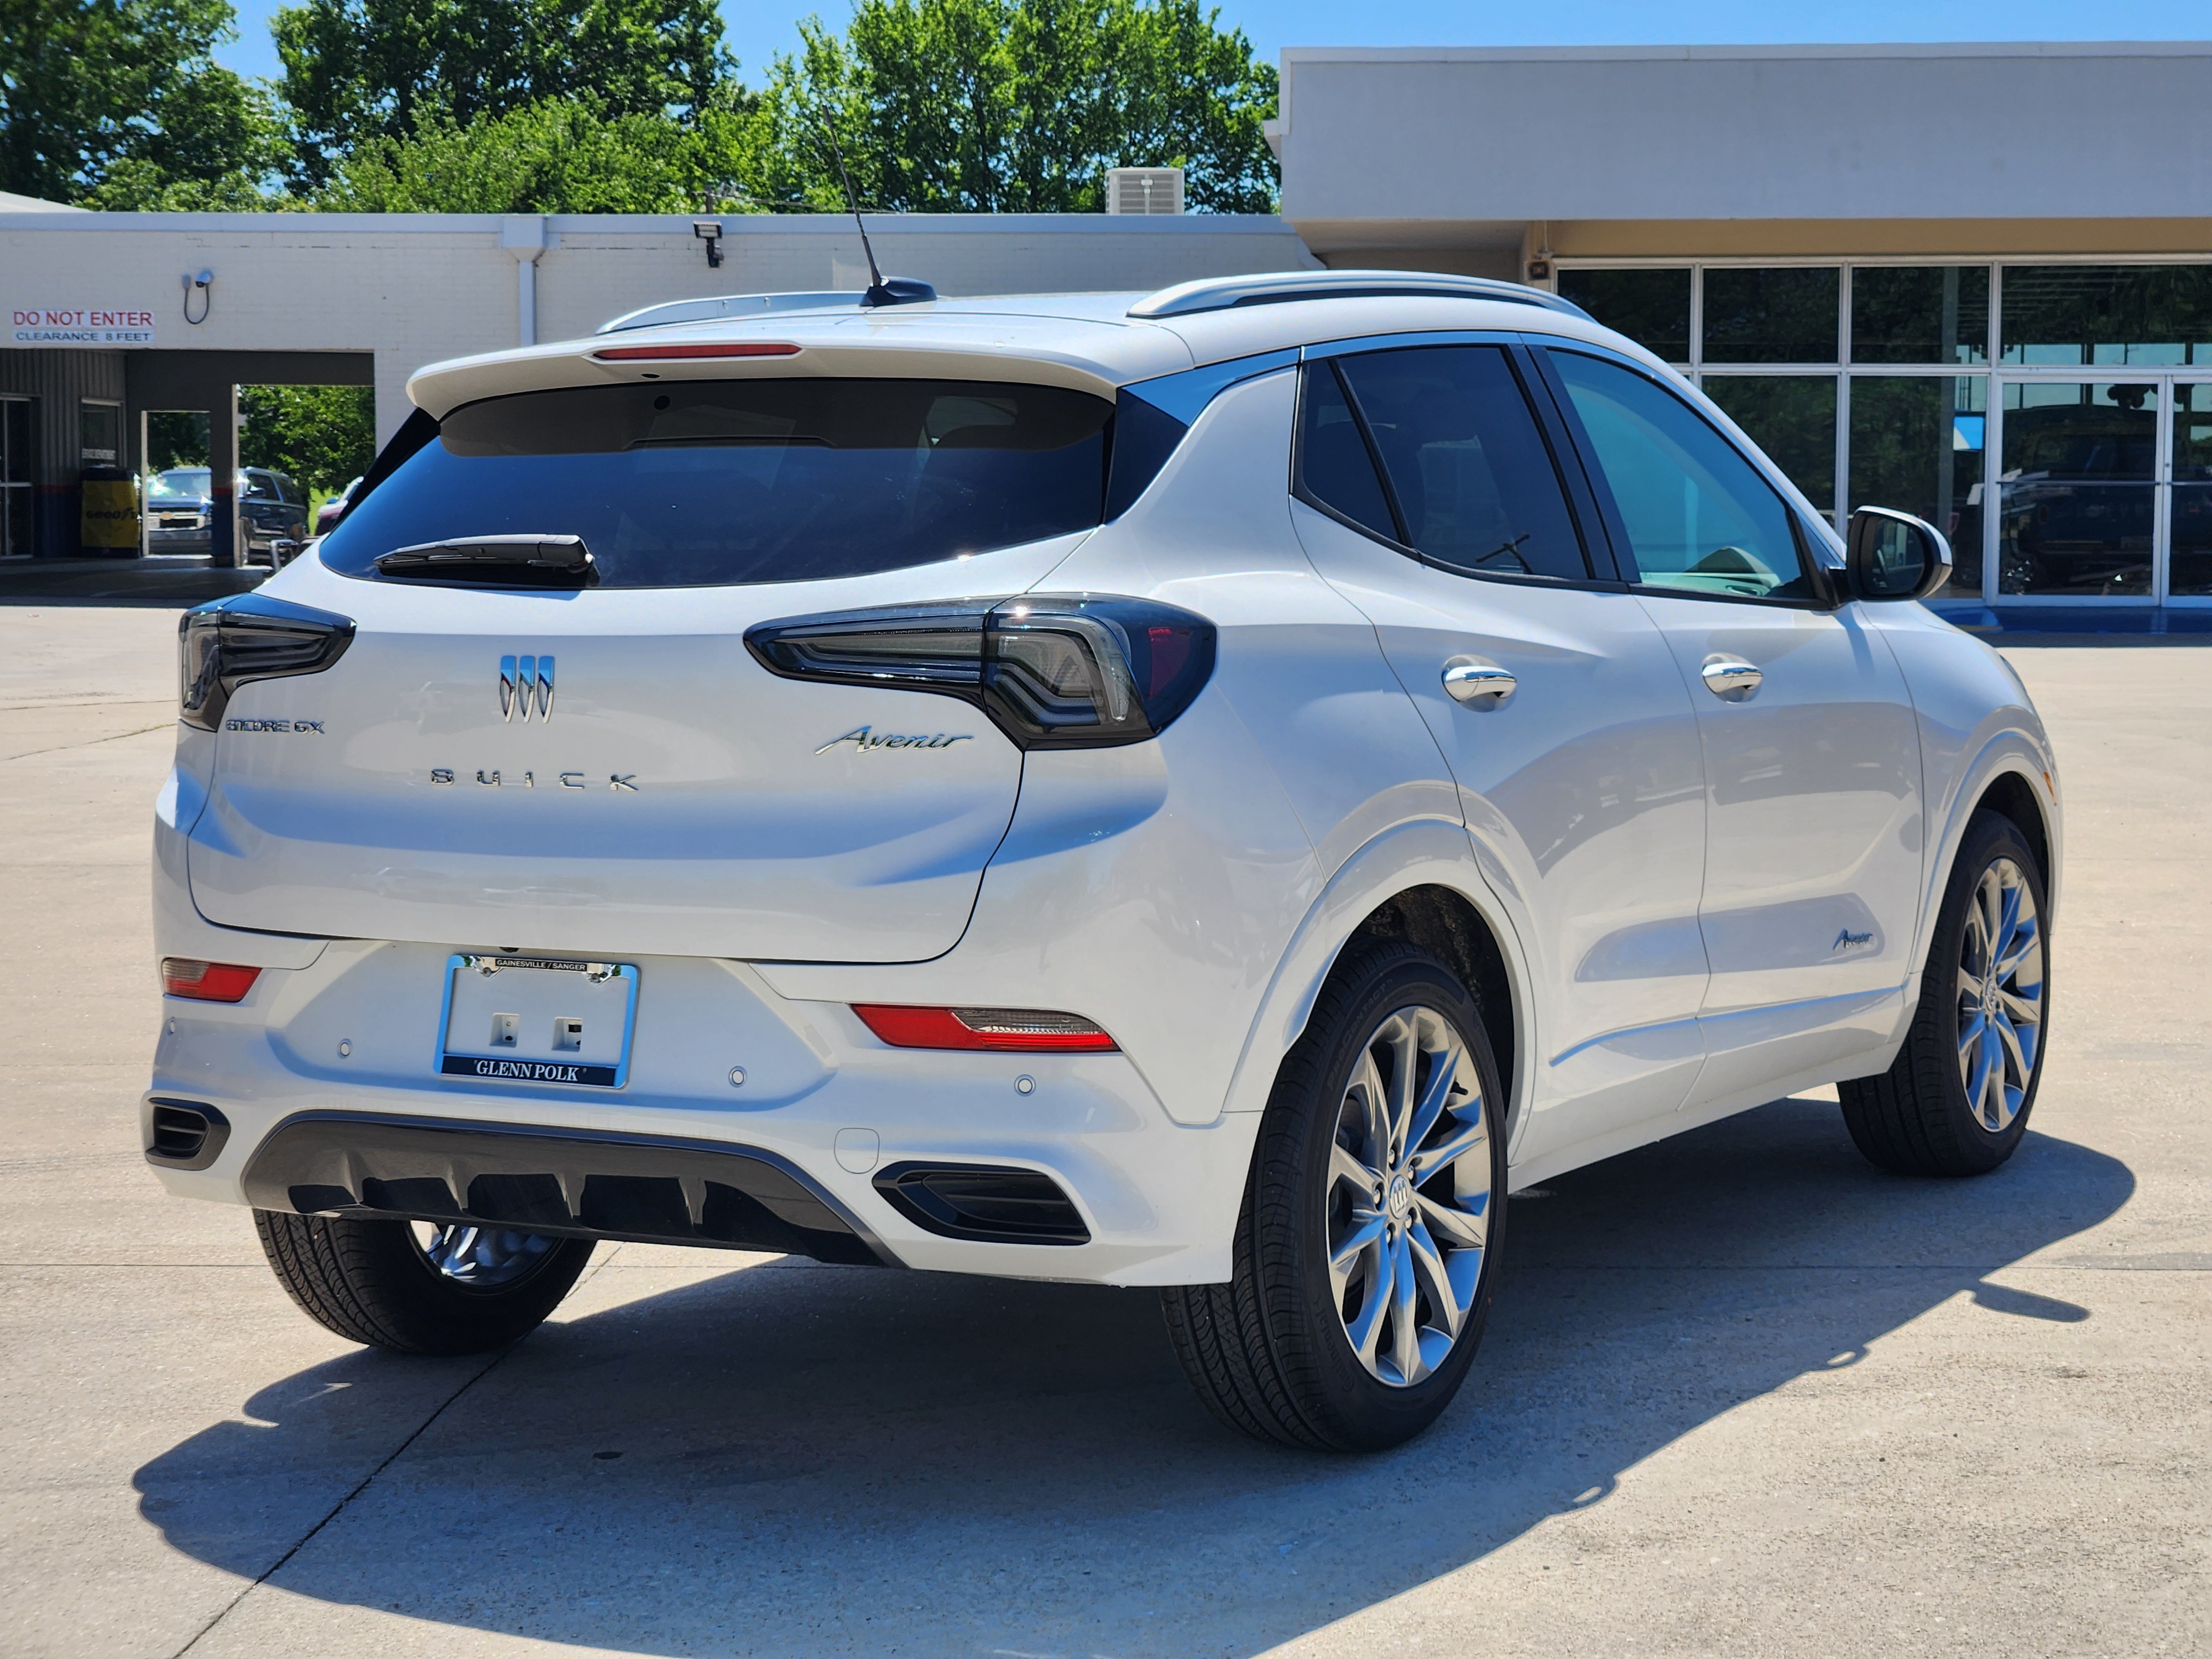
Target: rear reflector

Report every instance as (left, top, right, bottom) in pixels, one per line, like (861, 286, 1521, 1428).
(591, 342, 801, 361)
(161, 959, 262, 1003)
(852, 1005, 1118, 1053)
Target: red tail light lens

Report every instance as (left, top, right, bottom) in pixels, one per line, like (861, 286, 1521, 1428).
(852, 1005, 1117, 1053)
(591, 342, 801, 361)
(161, 959, 262, 1003)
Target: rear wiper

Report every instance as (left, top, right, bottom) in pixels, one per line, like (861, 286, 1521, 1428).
(374, 534, 596, 588)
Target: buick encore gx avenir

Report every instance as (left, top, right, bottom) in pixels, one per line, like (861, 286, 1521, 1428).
(145, 271, 2057, 1450)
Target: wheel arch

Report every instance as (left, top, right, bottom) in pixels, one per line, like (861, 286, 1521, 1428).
(1338, 886, 1517, 1128)
(1973, 769, 2052, 900)
(1219, 820, 1534, 1145)
(1914, 732, 2062, 985)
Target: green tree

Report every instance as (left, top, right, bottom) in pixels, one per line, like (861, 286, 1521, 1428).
(239, 384, 376, 495)
(0, 0, 285, 205)
(317, 97, 707, 212)
(274, 0, 733, 188)
(720, 0, 1277, 216)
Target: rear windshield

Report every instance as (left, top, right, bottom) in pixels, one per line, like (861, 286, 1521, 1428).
(320, 378, 1116, 587)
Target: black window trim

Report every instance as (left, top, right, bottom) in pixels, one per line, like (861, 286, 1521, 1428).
(1530, 340, 1844, 612)
(1289, 342, 1630, 596)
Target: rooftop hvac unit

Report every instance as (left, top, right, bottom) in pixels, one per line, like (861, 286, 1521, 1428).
(1105, 168, 1185, 215)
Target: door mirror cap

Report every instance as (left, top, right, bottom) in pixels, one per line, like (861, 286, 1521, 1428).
(1846, 506, 1953, 602)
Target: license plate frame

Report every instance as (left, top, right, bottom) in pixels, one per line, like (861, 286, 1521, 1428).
(435, 953, 639, 1089)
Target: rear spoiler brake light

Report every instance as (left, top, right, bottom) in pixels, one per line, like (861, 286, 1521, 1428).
(591, 342, 802, 362)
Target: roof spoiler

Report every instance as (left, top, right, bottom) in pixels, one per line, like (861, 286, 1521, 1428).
(1127, 269, 1592, 322)
(599, 280, 937, 336)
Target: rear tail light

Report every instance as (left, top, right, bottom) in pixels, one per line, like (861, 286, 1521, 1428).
(161, 959, 262, 1002)
(746, 594, 1215, 749)
(179, 593, 355, 731)
(852, 1005, 1118, 1052)
(591, 341, 802, 361)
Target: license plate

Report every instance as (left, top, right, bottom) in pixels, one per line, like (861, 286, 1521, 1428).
(437, 953, 638, 1088)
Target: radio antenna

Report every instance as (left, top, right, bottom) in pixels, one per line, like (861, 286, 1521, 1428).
(814, 114, 896, 308)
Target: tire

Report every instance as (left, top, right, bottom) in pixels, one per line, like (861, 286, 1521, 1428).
(1161, 943, 1508, 1451)
(1840, 808, 2051, 1176)
(253, 1210, 594, 1355)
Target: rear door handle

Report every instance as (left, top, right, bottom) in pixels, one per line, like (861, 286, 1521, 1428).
(1701, 659, 1764, 699)
(1442, 661, 1517, 705)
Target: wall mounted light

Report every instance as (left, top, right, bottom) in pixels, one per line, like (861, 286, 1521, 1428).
(693, 220, 724, 269)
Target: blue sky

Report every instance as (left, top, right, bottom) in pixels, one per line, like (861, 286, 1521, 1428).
(212, 1, 2212, 85)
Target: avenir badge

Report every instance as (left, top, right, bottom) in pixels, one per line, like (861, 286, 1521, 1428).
(816, 725, 974, 754)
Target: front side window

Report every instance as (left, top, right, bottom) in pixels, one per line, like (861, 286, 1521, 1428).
(1296, 346, 1590, 582)
(321, 378, 1115, 588)
(1550, 350, 1813, 602)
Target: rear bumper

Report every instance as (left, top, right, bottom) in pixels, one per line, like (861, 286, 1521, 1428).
(143, 938, 1260, 1286)
(233, 1111, 894, 1265)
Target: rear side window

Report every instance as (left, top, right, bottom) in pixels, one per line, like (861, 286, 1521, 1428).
(1548, 350, 1814, 602)
(1296, 346, 1590, 582)
(320, 378, 1115, 588)
(1296, 361, 1397, 539)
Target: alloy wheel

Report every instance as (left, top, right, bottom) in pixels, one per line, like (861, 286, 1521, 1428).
(1325, 1004, 1492, 1387)
(410, 1222, 561, 1290)
(1956, 855, 2044, 1133)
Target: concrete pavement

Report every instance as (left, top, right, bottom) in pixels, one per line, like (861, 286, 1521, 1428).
(1, 603, 2204, 1658)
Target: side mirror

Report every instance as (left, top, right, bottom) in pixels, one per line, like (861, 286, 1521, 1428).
(1846, 506, 1952, 602)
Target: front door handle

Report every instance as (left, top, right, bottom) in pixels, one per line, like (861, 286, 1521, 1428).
(1443, 661, 1517, 706)
(1701, 659, 1764, 700)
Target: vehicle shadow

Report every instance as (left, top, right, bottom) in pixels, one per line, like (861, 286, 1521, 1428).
(133, 1096, 2132, 1657)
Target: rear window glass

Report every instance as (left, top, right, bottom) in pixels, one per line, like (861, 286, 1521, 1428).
(320, 378, 1115, 588)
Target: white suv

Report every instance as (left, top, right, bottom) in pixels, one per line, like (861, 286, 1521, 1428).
(145, 271, 2058, 1450)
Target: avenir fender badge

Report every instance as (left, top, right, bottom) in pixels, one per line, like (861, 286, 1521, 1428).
(224, 718, 324, 733)
(432, 770, 639, 791)
(816, 725, 974, 755)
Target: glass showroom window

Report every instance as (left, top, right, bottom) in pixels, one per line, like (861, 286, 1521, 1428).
(1556, 269, 1691, 364)
(1997, 380, 2157, 598)
(1850, 377, 1988, 595)
(1557, 262, 1996, 555)
(1702, 268, 1840, 364)
(2172, 384, 2212, 597)
(2001, 265, 2212, 366)
(1696, 267, 1843, 512)
(1853, 267, 1991, 366)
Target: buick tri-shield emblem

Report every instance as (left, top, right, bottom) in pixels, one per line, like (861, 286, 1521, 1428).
(499, 654, 554, 722)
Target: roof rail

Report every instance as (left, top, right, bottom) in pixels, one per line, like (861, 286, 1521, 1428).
(598, 279, 937, 336)
(1126, 269, 1591, 322)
